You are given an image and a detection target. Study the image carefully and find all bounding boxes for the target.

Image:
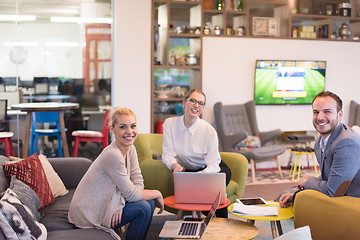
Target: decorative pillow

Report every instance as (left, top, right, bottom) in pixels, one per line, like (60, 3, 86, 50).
(0, 188, 47, 240)
(3, 153, 54, 209)
(8, 176, 41, 221)
(38, 155, 68, 198)
(152, 154, 162, 160)
(233, 135, 261, 151)
(0, 156, 9, 193)
(8, 155, 69, 198)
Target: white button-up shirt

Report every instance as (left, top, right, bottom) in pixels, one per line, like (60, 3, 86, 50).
(162, 116, 221, 173)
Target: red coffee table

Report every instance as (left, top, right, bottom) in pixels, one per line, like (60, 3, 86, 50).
(164, 195, 230, 220)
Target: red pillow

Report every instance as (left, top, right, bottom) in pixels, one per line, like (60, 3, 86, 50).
(2, 153, 54, 209)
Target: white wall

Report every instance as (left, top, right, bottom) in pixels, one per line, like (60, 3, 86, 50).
(114, 1, 360, 133)
(202, 37, 360, 131)
(113, 0, 151, 133)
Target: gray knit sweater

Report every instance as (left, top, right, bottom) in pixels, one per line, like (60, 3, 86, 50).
(68, 142, 144, 239)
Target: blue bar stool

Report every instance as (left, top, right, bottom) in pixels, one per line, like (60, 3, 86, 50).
(30, 111, 65, 157)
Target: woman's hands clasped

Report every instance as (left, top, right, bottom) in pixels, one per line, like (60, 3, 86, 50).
(171, 163, 184, 172)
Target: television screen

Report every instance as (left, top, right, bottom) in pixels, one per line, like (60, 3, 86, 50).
(254, 60, 326, 105)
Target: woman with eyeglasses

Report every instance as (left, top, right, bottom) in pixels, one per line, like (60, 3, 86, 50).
(161, 89, 231, 217)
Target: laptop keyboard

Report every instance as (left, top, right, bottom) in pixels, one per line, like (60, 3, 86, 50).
(178, 222, 198, 236)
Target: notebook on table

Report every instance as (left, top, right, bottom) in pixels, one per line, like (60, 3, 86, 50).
(159, 192, 221, 239)
(174, 172, 226, 204)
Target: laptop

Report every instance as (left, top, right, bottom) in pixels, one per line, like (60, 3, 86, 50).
(159, 192, 221, 239)
(174, 172, 226, 204)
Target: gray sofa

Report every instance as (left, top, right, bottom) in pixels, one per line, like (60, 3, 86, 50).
(0, 156, 114, 240)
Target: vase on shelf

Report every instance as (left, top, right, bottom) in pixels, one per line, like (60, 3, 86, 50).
(339, 23, 351, 40)
(203, 0, 214, 10)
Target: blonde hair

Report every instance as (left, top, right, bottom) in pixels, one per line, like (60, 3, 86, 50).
(184, 89, 206, 103)
(109, 106, 136, 127)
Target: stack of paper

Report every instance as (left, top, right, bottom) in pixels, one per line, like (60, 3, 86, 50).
(232, 202, 278, 216)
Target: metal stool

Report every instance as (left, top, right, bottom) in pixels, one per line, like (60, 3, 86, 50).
(289, 150, 318, 181)
(286, 134, 318, 181)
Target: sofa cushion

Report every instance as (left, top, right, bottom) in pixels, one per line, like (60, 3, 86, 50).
(47, 228, 114, 240)
(47, 157, 92, 190)
(0, 188, 47, 240)
(8, 176, 41, 221)
(3, 153, 55, 209)
(39, 189, 76, 232)
(0, 156, 9, 193)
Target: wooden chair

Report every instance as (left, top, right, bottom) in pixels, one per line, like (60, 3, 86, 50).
(72, 110, 111, 157)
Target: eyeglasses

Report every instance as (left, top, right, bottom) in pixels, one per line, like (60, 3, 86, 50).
(187, 98, 206, 107)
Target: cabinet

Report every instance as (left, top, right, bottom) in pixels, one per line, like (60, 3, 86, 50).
(151, 0, 360, 132)
(151, 0, 202, 132)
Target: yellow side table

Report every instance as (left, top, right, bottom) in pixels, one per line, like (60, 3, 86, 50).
(228, 201, 294, 239)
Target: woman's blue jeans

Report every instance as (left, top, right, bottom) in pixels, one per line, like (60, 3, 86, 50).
(115, 199, 155, 240)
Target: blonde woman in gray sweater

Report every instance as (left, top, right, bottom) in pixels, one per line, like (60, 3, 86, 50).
(68, 107, 164, 240)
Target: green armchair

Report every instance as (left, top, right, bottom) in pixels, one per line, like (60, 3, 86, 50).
(294, 189, 360, 240)
(134, 133, 248, 206)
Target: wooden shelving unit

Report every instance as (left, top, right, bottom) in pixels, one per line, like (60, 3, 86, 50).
(151, 0, 360, 132)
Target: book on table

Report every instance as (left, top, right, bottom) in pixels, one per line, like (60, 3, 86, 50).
(232, 200, 279, 216)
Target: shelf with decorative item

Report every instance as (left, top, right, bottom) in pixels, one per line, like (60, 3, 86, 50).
(154, 65, 201, 69)
(291, 13, 360, 22)
(153, 0, 200, 3)
(290, 12, 360, 40)
(224, 9, 248, 35)
(169, 32, 202, 38)
(154, 97, 184, 101)
(169, 0, 201, 5)
(248, 0, 287, 8)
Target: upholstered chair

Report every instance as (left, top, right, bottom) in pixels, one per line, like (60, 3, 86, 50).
(134, 133, 248, 213)
(294, 189, 360, 240)
(214, 101, 285, 182)
(349, 100, 360, 127)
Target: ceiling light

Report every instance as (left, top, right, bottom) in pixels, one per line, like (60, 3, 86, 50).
(0, 14, 36, 22)
(4, 41, 39, 47)
(45, 42, 80, 47)
(50, 17, 112, 24)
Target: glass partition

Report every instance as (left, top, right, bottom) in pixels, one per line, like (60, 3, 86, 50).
(0, 0, 112, 158)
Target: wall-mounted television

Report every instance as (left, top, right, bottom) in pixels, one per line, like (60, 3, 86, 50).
(254, 60, 326, 105)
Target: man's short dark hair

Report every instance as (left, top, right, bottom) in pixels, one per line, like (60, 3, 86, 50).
(312, 90, 343, 112)
(98, 79, 107, 90)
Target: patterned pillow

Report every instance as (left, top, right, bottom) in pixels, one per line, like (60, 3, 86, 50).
(8, 155, 69, 198)
(2, 153, 54, 209)
(0, 188, 47, 240)
(8, 176, 41, 221)
(233, 135, 261, 151)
